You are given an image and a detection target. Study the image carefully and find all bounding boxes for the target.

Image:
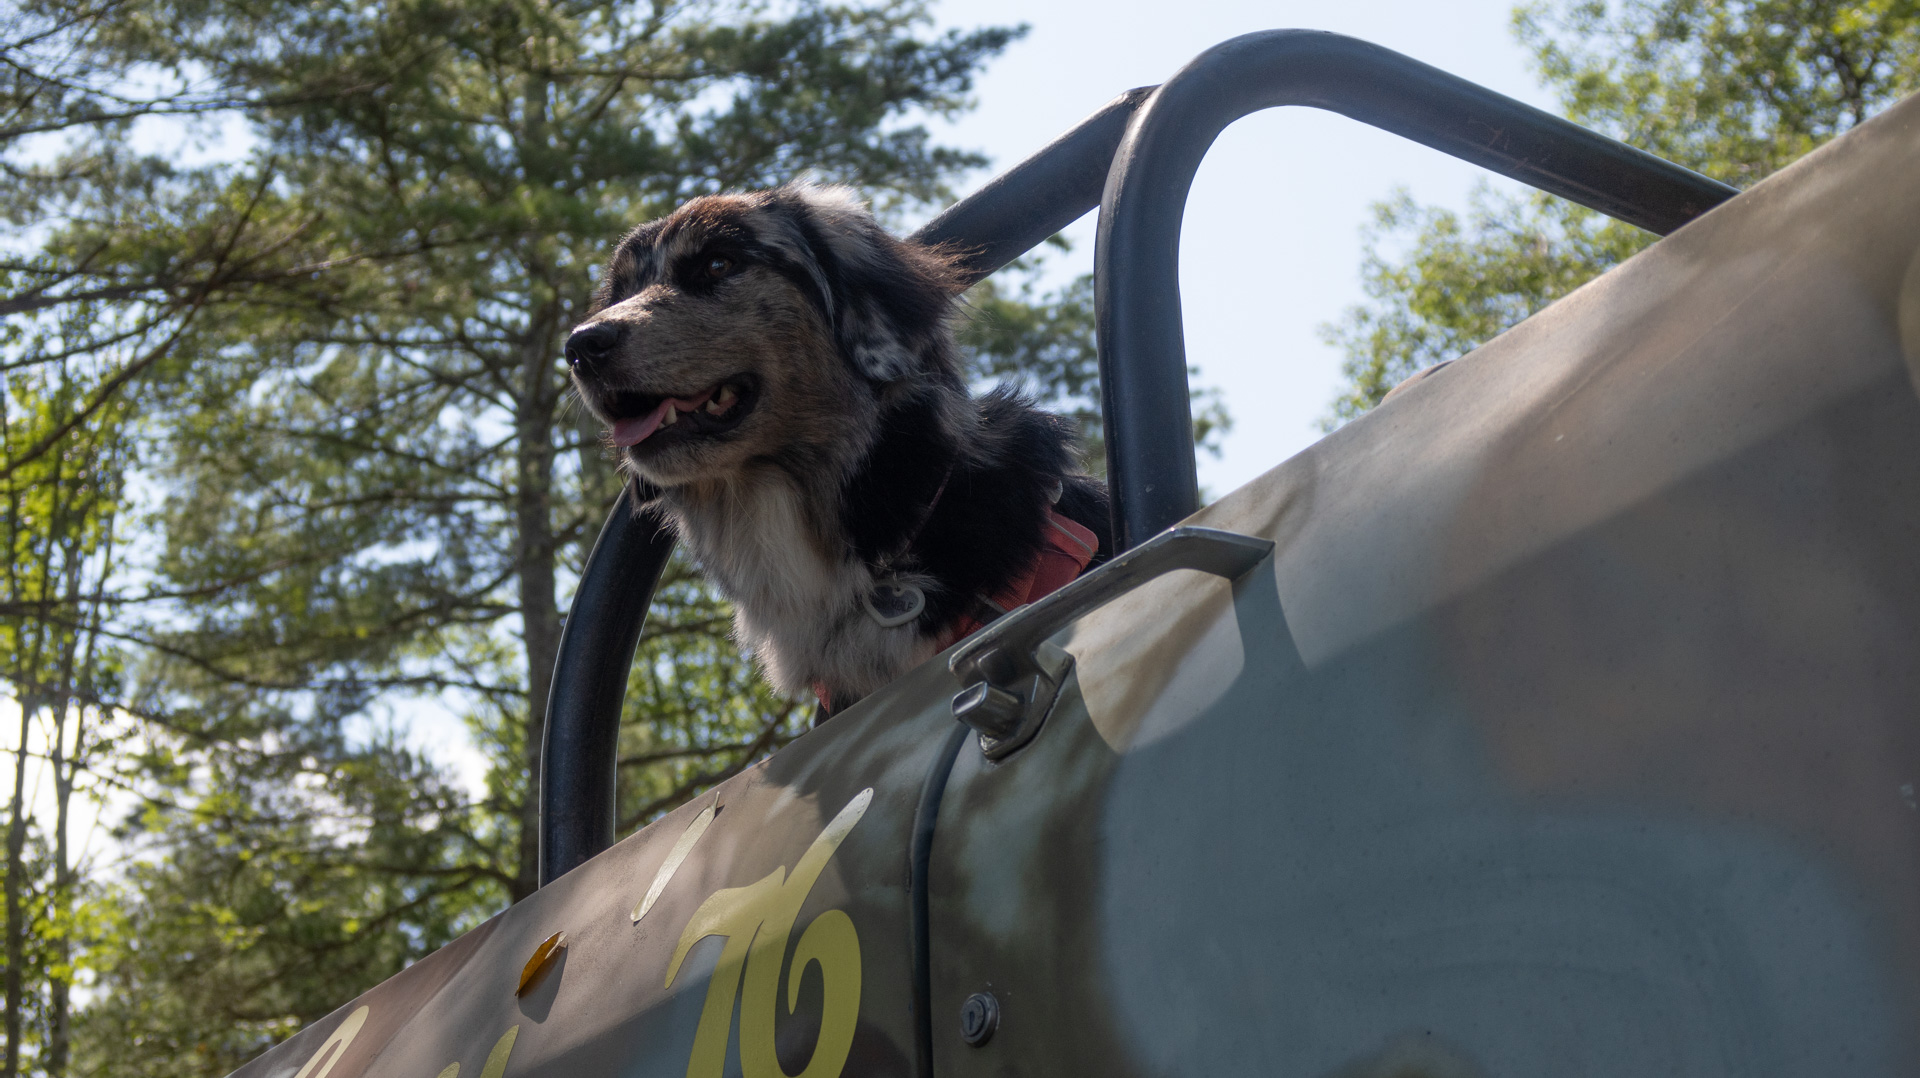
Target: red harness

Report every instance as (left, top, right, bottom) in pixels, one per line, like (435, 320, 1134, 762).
(935, 509, 1099, 650)
(814, 508, 1099, 713)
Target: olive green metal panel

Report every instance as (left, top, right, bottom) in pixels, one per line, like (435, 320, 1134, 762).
(228, 659, 963, 1078)
(928, 95, 1920, 1076)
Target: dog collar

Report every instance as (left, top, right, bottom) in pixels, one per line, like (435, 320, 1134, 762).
(814, 506, 1098, 718)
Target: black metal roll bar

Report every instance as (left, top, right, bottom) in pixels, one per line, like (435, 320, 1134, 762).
(537, 30, 1739, 886)
(1093, 30, 1736, 548)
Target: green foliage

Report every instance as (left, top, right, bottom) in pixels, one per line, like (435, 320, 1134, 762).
(1323, 0, 1920, 428)
(1320, 189, 1650, 424)
(1, 306, 128, 1078)
(958, 252, 1231, 472)
(118, 0, 1014, 849)
(1523, 0, 1920, 180)
(0, 0, 1119, 1072)
(0, 0, 1232, 1068)
(76, 737, 489, 1078)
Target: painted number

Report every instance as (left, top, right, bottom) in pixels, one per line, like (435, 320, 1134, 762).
(665, 789, 872, 1078)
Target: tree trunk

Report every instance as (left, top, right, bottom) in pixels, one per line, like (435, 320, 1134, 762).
(51, 527, 109, 1078)
(46, 656, 82, 1078)
(508, 62, 566, 903)
(47, 719, 71, 1078)
(511, 310, 564, 902)
(4, 696, 32, 1078)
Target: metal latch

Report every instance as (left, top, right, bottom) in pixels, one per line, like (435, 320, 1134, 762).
(948, 526, 1275, 759)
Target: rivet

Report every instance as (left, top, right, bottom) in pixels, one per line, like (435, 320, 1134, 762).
(959, 991, 999, 1047)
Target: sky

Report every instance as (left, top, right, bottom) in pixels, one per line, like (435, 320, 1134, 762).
(926, 0, 1553, 495)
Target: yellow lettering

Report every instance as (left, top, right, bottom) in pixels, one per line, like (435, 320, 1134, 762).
(426, 1024, 513, 1078)
(477, 1026, 519, 1078)
(665, 790, 871, 1078)
(292, 1006, 370, 1078)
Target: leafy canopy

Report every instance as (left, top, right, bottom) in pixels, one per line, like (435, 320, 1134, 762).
(1323, 0, 1920, 426)
(0, 0, 1145, 1073)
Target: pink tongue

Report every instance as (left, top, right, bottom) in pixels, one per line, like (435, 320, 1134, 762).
(611, 400, 673, 447)
(609, 388, 720, 447)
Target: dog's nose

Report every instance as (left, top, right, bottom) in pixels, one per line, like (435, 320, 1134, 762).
(565, 321, 624, 373)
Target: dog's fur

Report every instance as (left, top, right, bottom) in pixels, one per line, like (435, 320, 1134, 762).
(568, 185, 1110, 710)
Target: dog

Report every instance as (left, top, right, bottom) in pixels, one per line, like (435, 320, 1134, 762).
(567, 185, 1111, 713)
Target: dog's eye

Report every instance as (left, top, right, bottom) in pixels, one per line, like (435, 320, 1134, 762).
(704, 255, 734, 279)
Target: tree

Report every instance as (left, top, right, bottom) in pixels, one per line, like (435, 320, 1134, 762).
(75, 730, 485, 1077)
(959, 249, 1231, 473)
(0, 13, 379, 1059)
(0, 0, 1085, 1072)
(0, 0, 322, 482)
(1323, 0, 1920, 426)
(114, 0, 1020, 905)
(0, 342, 126, 1078)
(0, 0, 1227, 1068)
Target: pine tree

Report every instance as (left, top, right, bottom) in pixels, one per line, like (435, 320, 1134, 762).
(1323, 0, 1920, 425)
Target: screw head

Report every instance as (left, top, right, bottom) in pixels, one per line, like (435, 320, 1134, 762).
(959, 991, 1000, 1046)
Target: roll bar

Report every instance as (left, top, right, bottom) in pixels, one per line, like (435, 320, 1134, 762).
(1094, 30, 1734, 548)
(537, 31, 1738, 885)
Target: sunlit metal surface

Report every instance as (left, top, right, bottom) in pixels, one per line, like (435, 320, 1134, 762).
(929, 87, 1920, 1078)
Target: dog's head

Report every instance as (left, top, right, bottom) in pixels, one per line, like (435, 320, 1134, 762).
(568, 185, 964, 487)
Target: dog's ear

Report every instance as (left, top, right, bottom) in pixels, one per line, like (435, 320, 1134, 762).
(781, 186, 962, 383)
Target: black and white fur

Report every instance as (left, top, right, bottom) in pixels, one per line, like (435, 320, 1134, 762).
(567, 185, 1110, 711)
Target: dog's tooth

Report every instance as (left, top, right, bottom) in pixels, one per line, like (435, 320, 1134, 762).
(714, 385, 737, 406)
(705, 398, 725, 415)
(660, 406, 678, 427)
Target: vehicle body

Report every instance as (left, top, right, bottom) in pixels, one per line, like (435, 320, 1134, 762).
(237, 31, 1920, 1078)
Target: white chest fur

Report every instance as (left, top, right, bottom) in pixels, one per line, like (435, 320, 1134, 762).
(665, 472, 940, 702)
